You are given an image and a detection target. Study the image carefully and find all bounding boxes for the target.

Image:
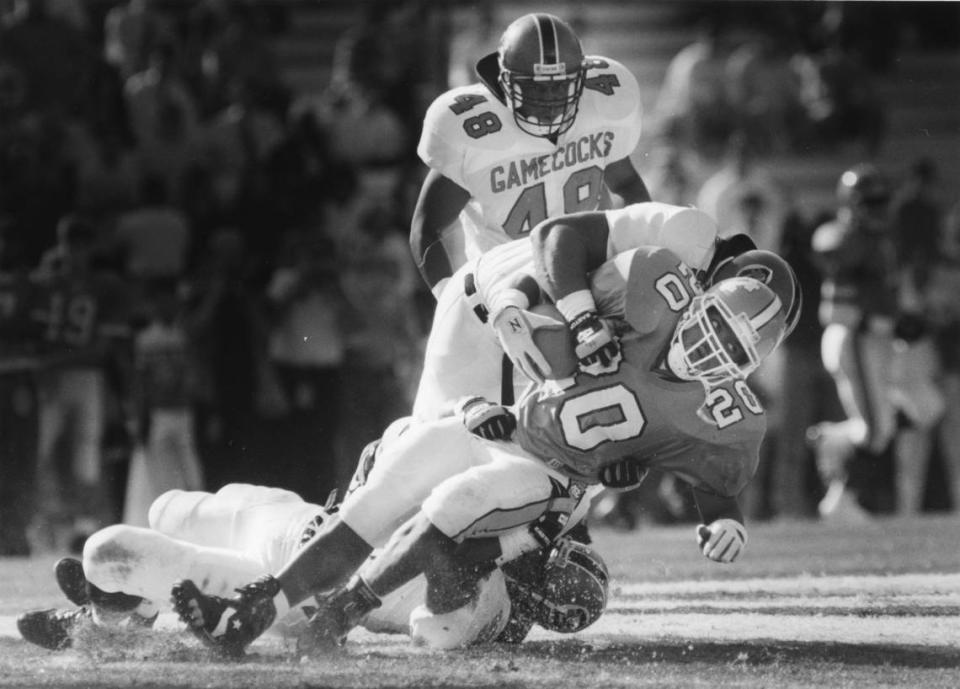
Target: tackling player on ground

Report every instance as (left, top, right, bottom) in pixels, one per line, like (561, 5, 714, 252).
(18, 484, 608, 652)
(169, 244, 796, 656)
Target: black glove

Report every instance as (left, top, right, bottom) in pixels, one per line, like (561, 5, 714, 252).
(529, 511, 569, 547)
(599, 459, 649, 489)
(569, 312, 621, 375)
(457, 396, 517, 440)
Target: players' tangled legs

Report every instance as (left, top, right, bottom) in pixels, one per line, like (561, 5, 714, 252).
(17, 13, 800, 657)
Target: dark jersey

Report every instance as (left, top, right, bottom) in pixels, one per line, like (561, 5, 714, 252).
(30, 269, 132, 368)
(515, 246, 766, 497)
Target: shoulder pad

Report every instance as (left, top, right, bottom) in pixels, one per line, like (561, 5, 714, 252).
(417, 85, 515, 181)
(580, 55, 643, 128)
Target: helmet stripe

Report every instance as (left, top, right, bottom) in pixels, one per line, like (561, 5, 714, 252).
(535, 14, 558, 65)
(749, 295, 783, 330)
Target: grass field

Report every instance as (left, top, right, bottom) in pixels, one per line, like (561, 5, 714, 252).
(1, 514, 958, 688)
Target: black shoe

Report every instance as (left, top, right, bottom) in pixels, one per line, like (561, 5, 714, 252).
(54, 557, 143, 615)
(54, 558, 89, 606)
(298, 579, 380, 655)
(171, 576, 279, 658)
(17, 607, 90, 650)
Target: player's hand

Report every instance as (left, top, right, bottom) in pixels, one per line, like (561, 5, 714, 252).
(493, 306, 552, 384)
(696, 519, 747, 564)
(569, 312, 621, 376)
(598, 459, 649, 490)
(529, 511, 569, 547)
(456, 396, 516, 440)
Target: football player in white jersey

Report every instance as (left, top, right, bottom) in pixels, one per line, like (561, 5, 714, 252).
(18, 484, 609, 653)
(412, 12, 651, 299)
(413, 201, 720, 419)
(168, 244, 797, 657)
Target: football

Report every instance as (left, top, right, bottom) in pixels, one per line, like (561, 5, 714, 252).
(526, 303, 578, 379)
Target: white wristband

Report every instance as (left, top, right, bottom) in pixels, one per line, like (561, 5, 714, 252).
(488, 288, 530, 323)
(495, 529, 541, 566)
(556, 289, 596, 322)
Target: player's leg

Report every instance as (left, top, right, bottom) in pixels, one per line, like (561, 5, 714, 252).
(68, 367, 110, 538)
(84, 524, 265, 604)
(171, 418, 480, 656)
(412, 265, 505, 420)
(889, 336, 945, 514)
(299, 446, 575, 649)
(815, 322, 894, 518)
(32, 370, 69, 550)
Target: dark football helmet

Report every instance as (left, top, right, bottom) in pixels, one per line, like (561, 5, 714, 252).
(502, 537, 609, 634)
(495, 13, 586, 138)
(836, 163, 891, 227)
(708, 248, 802, 342)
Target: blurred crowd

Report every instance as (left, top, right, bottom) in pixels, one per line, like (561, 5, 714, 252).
(0, 0, 957, 555)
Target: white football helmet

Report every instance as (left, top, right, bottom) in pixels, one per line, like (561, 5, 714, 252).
(667, 276, 786, 386)
(708, 248, 801, 342)
(503, 537, 609, 634)
(496, 13, 585, 138)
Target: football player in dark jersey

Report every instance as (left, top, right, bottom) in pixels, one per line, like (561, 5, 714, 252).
(171, 245, 793, 656)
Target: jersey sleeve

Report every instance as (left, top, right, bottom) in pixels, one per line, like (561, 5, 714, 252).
(604, 203, 717, 271)
(582, 56, 644, 159)
(589, 245, 698, 336)
(417, 89, 469, 187)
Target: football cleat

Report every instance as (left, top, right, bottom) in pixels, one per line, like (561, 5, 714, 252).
(297, 579, 380, 655)
(54, 558, 90, 606)
(171, 576, 279, 658)
(54, 557, 145, 617)
(17, 607, 90, 650)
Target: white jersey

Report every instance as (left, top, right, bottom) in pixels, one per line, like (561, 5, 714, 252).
(418, 56, 644, 260)
(473, 202, 718, 317)
(412, 202, 718, 419)
(82, 484, 512, 648)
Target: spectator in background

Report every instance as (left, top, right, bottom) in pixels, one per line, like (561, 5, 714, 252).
(181, 227, 273, 491)
(123, 278, 204, 527)
(198, 0, 286, 116)
(725, 30, 808, 155)
(264, 228, 348, 504)
(124, 40, 201, 193)
(892, 158, 943, 295)
(888, 159, 950, 515)
(925, 200, 960, 512)
(102, 0, 171, 80)
(112, 172, 191, 286)
(772, 209, 833, 518)
(642, 144, 703, 207)
(653, 17, 736, 161)
(696, 132, 789, 251)
(202, 75, 288, 266)
(792, 25, 886, 156)
(71, 128, 141, 219)
(0, 0, 98, 118)
(0, 221, 42, 554)
(334, 204, 423, 494)
(446, 2, 497, 89)
(30, 214, 135, 550)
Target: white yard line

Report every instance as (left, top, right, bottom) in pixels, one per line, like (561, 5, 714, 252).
(3, 572, 958, 648)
